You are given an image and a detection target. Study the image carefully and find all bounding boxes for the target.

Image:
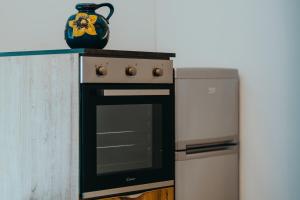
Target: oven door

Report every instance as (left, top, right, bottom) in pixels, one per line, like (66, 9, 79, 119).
(80, 84, 174, 197)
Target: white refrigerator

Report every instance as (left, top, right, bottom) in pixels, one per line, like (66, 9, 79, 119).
(175, 68, 239, 200)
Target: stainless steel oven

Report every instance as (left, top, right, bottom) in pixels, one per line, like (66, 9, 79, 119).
(79, 56, 175, 199)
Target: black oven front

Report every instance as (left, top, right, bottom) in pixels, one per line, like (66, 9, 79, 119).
(79, 56, 174, 199)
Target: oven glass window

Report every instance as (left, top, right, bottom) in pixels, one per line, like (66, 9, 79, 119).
(96, 104, 162, 175)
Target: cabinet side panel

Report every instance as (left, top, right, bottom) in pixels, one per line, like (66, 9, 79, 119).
(0, 54, 79, 200)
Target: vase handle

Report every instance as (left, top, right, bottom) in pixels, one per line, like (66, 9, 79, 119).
(95, 3, 114, 22)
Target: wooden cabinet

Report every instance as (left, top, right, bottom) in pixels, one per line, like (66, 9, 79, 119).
(0, 53, 79, 200)
(99, 187, 174, 200)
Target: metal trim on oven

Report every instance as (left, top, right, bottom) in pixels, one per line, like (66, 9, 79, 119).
(80, 56, 173, 84)
(103, 89, 170, 96)
(82, 180, 174, 199)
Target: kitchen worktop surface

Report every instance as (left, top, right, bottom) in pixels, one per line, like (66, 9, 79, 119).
(0, 49, 175, 60)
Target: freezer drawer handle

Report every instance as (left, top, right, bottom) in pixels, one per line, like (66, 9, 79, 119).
(185, 140, 236, 150)
(176, 142, 238, 161)
(186, 143, 236, 155)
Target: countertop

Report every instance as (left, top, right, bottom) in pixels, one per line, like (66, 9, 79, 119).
(0, 49, 175, 60)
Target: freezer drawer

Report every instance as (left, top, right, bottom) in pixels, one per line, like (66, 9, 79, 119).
(175, 75, 239, 144)
(175, 152, 239, 200)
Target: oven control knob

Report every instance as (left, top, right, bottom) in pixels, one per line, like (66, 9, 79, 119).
(153, 68, 163, 77)
(126, 66, 137, 76)
(96, 66, 107, 76)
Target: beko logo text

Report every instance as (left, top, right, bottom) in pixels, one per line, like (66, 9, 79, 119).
(126, 177, 136, 182)
(208, 87, 217, 94)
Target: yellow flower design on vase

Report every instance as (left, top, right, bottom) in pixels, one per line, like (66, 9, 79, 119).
(69, 13, 98, 37)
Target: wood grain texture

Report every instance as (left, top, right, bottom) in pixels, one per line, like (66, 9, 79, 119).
(99, 187, 174, 200)
(0, 54, 79, 200)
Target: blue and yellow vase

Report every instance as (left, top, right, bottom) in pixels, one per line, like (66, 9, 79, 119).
(65, 3, 114, 49)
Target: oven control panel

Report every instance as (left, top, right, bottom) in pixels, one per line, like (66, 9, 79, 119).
(80, 56, 173, 83)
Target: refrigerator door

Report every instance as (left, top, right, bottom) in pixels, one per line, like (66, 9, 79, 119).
(175, 68, 239, 148)
(175, 150, 239, 200)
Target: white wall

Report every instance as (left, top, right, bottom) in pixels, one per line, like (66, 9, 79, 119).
(0, 0, 157, 51)
(1, 0, 300, 200)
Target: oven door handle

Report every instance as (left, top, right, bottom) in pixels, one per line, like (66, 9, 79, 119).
(102, 89, 170, 96)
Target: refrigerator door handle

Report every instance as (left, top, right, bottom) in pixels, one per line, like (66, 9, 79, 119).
(176, 145, 238, 161)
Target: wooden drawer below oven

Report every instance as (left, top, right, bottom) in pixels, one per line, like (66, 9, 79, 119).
(99, 187, 174, 200)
